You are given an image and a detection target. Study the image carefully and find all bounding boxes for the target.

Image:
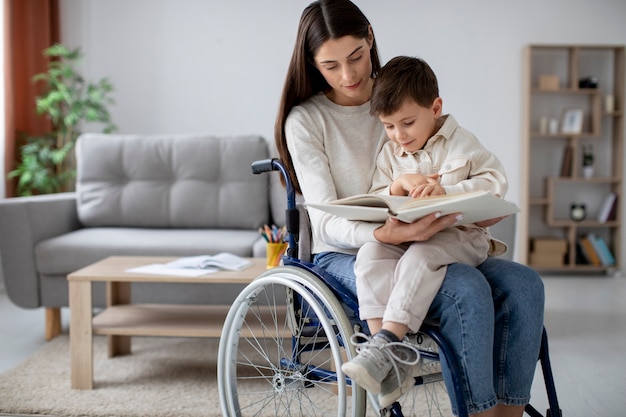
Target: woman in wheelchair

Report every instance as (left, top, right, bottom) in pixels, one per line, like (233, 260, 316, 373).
(274, 1, 545, 416)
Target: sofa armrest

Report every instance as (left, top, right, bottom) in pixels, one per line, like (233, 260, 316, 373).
(0, 192, 80, 308)
(488, 214, 516, 261)
(252, 236, 268, 259)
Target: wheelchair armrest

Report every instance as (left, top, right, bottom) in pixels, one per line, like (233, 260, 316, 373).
(296, 204, 312, 263)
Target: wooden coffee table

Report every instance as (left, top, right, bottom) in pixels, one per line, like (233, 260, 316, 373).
(68, 255, 268, 389)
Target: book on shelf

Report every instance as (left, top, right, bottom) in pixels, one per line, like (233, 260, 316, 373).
(587, 233, 616, 267)
(559, 144, 573, 177)
(578, 235, 602, 266)
(305, 190, 519, 225)
(597, 192, 618, 223)
(575, 241, 588, 265)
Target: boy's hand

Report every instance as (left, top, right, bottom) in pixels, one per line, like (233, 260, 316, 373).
(391, 173, 439, 196)
(409, 181, 445, 198)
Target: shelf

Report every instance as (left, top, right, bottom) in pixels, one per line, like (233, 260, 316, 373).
(547, 176, 621, 184)
(528, 264, 617, 274)
(522, 44, 624, 273)
(529, 197, 549, 206)
(531, 88, 601, 95)
(92, 303, 288, 338)
(530, 132, 599, 139)
(546, 220, 620, 228)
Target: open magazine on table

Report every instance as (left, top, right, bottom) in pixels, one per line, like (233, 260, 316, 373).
(125, 253, 252, 277)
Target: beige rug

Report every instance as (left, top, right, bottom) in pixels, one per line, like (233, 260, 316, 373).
(0, 335, 447, 417)
(0, 335, 219, 417)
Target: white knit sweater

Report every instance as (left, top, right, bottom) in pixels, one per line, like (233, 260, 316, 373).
(285, 92, 387, 255)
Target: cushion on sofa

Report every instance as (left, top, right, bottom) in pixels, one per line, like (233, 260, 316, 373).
(76, 134, 270, 229)
(34, 227, 261, 275)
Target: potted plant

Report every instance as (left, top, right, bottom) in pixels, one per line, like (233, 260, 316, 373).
(9, 44, 116, 196)
(582, 144, 594, 178)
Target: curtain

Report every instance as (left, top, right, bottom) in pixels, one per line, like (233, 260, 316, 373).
(4, 0, 59, 197)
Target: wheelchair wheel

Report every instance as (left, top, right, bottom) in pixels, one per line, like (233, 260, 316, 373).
(218, 266, 367, 417)
(391, 332, 454, 417)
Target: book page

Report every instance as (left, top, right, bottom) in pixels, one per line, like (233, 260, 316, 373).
(395, 190, 487, 211)
(125, 264, 215, 277)
(328, 194, 404, 210)
(307, 190, 519, 225)
(164, 253, 251, 271)
(394, 191, 518, 224)
(126, 253, 252, 276)
(306, 202, 390, 222)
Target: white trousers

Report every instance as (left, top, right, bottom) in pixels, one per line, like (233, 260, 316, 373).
(354, 226, 491, 332)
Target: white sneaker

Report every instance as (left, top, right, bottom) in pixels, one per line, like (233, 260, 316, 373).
(378, 342, 421, 408)
(341, 333, 392, 394)
(341, 332, 420, 396)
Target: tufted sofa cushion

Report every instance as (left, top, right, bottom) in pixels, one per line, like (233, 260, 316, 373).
(76, 134, 270, 229)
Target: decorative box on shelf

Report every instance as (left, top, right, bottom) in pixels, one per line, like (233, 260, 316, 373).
(529, 238, 567, 268)
(538, 74, 559, 91)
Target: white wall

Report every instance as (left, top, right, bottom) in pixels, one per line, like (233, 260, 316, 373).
(59, 0, 626, 261)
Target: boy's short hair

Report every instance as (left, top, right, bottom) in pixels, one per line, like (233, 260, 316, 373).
(371, 56, 439, 116)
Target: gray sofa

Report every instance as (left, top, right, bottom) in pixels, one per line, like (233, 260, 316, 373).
(0, 133, 284, 339)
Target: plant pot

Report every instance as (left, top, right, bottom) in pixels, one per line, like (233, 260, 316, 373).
(582, 166, 594, 178)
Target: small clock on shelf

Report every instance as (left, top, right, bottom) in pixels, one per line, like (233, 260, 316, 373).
(570, 203, 586, 222)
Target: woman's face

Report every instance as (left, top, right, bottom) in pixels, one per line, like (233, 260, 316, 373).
(313, 34, 374, 106)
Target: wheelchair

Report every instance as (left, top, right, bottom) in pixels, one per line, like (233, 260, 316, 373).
(217, 158, 561, 417)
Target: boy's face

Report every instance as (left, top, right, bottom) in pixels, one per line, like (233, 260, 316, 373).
(379, 97, 443, 153)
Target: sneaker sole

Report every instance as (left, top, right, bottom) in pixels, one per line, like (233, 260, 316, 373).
(378, 366, 419, 408)
(341, 362, 383, 394)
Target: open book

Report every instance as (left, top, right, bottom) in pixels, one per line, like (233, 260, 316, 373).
(126, 253, 252, 277)
(163, 253, 251, 271)
(306, 190, 519, 225)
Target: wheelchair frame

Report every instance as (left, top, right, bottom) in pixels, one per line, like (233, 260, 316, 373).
(217, 158, 561, 417)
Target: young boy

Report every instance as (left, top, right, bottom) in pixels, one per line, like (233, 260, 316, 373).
(341, 56, 509, 408)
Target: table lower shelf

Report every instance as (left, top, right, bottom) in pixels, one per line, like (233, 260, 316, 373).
(92, 303, 287, 338)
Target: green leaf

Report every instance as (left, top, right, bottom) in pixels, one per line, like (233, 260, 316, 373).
(14, 43, 116, 195)
(32, 73, 49, 83)
(85, 108, 100, 121)
(44, 43, 70, 57)
(64, 112, 79, 128)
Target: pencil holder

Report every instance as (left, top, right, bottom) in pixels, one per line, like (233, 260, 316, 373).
(266, 242, 287, 269)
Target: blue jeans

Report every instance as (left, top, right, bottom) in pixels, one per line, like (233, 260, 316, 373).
(313, 252, 545, 415)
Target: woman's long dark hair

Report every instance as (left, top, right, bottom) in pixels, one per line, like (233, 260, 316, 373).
(274, 0, 382, 193)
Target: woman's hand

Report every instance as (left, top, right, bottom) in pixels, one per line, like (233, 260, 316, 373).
(373, 212, 460, 245)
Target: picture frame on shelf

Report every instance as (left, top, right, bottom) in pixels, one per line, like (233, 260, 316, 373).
(560, 108, 584, 134)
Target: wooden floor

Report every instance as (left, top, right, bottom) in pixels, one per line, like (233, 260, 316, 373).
(1, 274, 626, 417)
